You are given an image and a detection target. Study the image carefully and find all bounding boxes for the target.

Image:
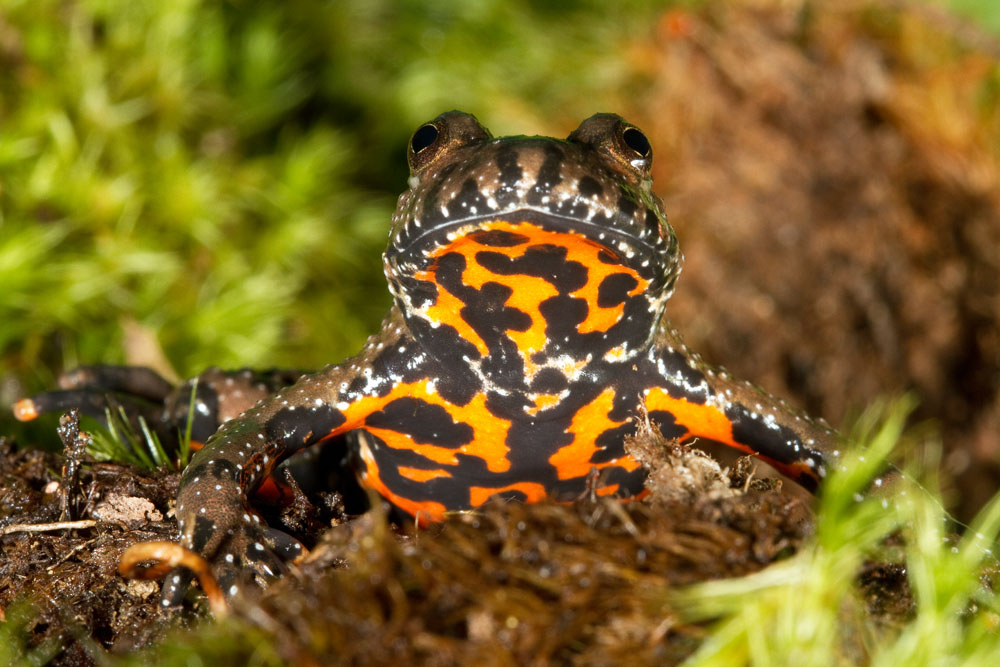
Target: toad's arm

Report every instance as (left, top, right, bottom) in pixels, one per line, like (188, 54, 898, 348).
(168, 309, 421, 599)
(642, 322, 840, 492)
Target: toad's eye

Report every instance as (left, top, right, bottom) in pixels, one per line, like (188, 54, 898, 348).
(407, 112, 491, 173)
(410, 123, 440, 155)
(622, 126, 651, 160)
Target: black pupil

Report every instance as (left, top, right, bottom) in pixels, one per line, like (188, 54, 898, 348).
(411, 124, 439, 154)
(622, 127, 651, 158)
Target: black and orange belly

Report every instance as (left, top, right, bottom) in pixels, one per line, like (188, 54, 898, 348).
(345, 219, 658, 518)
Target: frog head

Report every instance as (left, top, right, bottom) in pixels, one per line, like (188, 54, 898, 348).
(384, 112, 681, 398)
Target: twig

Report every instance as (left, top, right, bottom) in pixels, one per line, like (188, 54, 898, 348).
(57, 409, 91, 520)
(1, 520, 97, 535)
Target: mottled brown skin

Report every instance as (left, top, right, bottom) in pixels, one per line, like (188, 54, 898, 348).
(17, 112, 840, 602)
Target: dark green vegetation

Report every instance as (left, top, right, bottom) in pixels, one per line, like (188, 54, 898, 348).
(2, 0, 1000, 664)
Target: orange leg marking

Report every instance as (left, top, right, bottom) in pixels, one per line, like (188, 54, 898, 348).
(644, 388, 821, 484)
(644, 388, 736, 446)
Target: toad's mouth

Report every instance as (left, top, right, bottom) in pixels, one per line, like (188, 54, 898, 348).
(390, 209, 667, 279)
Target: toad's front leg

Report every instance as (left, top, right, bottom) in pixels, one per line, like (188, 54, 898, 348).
(641, 322, 840, 492)
(14, 365, 304, 449)
(165, 310, 428, 601)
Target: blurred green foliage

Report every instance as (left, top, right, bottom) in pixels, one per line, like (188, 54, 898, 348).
(0, 0, 663, 437)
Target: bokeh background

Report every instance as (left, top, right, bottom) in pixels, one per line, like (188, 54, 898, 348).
(2, 0, 999, 518)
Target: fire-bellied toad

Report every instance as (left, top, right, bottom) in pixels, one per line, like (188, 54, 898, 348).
(17, 111, 840, 600)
